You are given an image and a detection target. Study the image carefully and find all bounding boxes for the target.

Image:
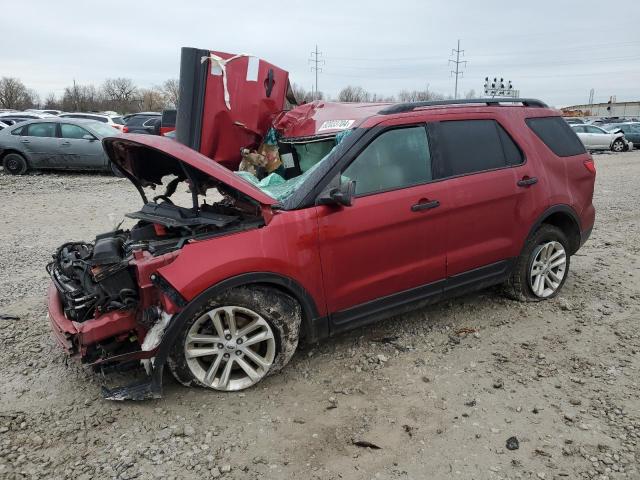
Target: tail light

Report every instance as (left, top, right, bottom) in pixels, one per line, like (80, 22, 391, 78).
(122, 125, 129, 133)
(584, 158, 596, 174)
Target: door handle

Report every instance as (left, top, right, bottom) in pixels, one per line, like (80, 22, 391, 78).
(517, 176, 538, 187)
(20, 139, 29, 144)
(61, 141, 71, 146)
(411, 199, 440, 212)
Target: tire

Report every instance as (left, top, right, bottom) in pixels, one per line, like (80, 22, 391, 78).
(168, 286, 302, 392)
(3, 153, 28, 175)
(611, 139, 625, 152)
(110, 161, 124, 177)
(504, 224, 571, 302)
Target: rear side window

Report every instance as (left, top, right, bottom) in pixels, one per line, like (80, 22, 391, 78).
(433, 119, 523, 178)
(126, 115, 151, 127)
(26, 123, 57, 137)
(111, 116, 124, 125)
(343, 126, 431, 196)
(11, 126, 23, 135)
(526, 117, 586, 157)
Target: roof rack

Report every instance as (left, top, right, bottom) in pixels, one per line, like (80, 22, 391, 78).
(378, 98, 548, 115)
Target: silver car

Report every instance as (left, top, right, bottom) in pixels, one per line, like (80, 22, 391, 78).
(0, 118, 122, 175)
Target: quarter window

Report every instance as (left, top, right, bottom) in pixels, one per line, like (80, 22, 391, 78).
(526, 116, 586, 157)
(433, 119, 523, 179)
(343, 126, 431, 196)
(26, 123, 57, 137)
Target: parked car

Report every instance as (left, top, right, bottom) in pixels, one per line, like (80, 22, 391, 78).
(602, 122, 640, 146)
(0, 118, 123, 175)
(58, 112, 125, 131)
(25, 109, 63, 116)
(571, 124, 631, 151)
(122, 112, 161, 134)
(160, 108, 176, 135)
(0, 111, 56, 125)
(563, 117, 585, 125)
(0, 121, 9, 130)
(46, 96, 595, 399)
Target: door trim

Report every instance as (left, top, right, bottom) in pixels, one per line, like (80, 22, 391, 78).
(328, 259, 514, 335)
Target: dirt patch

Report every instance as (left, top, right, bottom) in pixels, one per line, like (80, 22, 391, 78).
(0, 152, 638, 479)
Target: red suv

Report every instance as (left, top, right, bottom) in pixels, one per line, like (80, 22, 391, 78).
(46, 97, 595, 399)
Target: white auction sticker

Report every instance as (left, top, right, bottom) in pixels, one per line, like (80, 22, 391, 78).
(318, 119, 355, 131)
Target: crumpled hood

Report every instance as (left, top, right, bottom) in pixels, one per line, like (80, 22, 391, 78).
(103, 134, 277, 206)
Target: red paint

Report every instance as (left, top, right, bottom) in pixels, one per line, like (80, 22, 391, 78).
(49, 99, 596, 368)
(198, 51, 290, 170)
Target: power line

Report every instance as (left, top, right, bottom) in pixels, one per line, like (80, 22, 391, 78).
(449, 39, 467, 99)
(308, 45, 325, 101)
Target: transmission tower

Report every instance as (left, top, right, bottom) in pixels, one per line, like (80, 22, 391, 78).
(308, 45, 325, 101)
(449, 39, 467, 99)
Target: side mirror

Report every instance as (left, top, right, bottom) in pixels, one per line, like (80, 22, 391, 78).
(82, 134, 96, 141)
(317, 180, 356, 207)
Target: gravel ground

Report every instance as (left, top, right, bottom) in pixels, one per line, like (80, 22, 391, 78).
(0, 151, 638, 480)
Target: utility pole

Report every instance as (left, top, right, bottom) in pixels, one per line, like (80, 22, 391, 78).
(449, 39, 467, 99)
(308, 45, 324, 101)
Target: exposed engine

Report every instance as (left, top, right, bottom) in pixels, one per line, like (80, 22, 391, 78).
(48, 231, 141, 322)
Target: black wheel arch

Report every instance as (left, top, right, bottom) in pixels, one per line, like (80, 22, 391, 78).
(526, 205, 582, 255)
(148, 272, 323, 390)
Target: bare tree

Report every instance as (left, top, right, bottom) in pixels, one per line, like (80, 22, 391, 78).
(62, 82, 102, 112)
(464, 89, 477, 99)
(338, 85, 372, 103)
(44, 92, 61, 110)
(161, 79, 179, 108)
(102, 78, 138, 113)
(0, 77, 38, 109)
(397, 89, 444, 102)
(138, 87, 167, 112)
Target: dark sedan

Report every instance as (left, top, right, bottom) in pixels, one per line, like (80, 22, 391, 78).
(0, 118, 122, 175)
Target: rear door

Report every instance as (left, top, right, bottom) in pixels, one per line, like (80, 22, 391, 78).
(21, 122, 59, 167)
(586, 126, 609, 148)
(317, 124, 448, 329)
(428, 118, 527, 284)
(58, 123, 105, 169)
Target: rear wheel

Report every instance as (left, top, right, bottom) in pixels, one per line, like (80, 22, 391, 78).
(504, 224, 570, 301)
(3, 153, 28, 175)
(168, 286, 302, 391)
(611, 139, 625, 152)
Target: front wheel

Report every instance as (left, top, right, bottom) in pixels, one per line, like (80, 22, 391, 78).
(611, 139, 625, 152)
(168, 286, 302, 391)
(3, 153, 28, 175)
(504, 224, 570, 301)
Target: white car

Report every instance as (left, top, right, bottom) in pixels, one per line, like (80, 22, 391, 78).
(571, 124, 632, 152)
(58, 112, 125, 131)
(0, 121, 8, 130)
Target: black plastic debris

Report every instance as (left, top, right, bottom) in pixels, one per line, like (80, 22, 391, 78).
(506, 436, 520, 450)
(352, 439, 381, 450)
(0, 314, 20, 320)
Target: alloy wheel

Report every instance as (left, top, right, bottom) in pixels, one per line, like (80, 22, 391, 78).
(529, 241, 567, 298)
(612, 140, 624, 152)
(184, 306, 276, 391)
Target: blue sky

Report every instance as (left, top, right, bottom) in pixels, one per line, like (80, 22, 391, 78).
(4, 0, 639, 107)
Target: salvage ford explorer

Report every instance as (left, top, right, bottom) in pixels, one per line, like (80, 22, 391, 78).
(46, 49, 595, 400)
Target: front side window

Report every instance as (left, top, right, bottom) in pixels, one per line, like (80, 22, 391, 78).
(26, 122, 57, 137)
(586, 126, 605, 134)
(573, 126, 586, 133)
(433, 119, 523, 179)
(342, 126, 431, 196)
(60, 124, 91, 139)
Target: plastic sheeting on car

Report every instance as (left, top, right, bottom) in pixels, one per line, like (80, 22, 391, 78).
(235, 129, 353, 202)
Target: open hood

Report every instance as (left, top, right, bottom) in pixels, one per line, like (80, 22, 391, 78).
(103, 134, 277, 206)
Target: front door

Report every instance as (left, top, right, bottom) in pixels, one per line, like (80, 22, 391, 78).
(316, 125, 448, 329)
(58, 123, 106, 169)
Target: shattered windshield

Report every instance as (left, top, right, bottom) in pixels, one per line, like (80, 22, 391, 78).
(235, 129, 353, 203)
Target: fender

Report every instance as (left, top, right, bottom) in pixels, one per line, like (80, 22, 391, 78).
(102, 272, 326, 400)
(524, 204, 582, 254)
